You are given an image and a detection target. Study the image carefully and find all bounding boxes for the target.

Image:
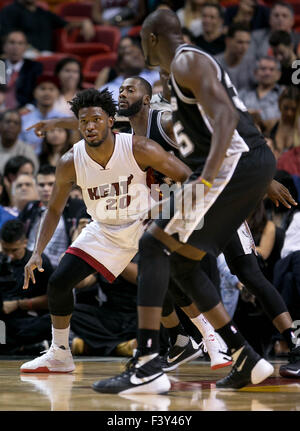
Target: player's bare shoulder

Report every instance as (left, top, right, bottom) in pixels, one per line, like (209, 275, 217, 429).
(56, 147, 76, 184)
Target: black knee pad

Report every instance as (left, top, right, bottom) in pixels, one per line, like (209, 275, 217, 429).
(168, 278, 193, 308)
(47, 253, 96, 316)
(162, 290, 175, 317)
(170, 253, 221, 313)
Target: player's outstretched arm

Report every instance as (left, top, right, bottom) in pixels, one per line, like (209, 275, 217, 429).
(132, 135, 192, 183)
(23, 151, 76, 289)
(172, 53, 239, 185)
(26, 117, 78, 137)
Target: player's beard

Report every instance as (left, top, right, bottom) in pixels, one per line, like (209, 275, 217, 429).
(118, 98, 143, 117)
(85, 124, 109, 147)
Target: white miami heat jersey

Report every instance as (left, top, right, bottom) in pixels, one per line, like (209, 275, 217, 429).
(73, 133, 150, 226)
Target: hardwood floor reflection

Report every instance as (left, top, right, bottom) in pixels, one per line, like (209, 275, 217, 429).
(0, 358, 299, 411)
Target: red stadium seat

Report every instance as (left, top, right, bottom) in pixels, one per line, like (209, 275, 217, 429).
(35, 53, 82, 77)
(55, 1, 93, 19)
(58, 25, 121, 58)
(82, 52, 117, 83)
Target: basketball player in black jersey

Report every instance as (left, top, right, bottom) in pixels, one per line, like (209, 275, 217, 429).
(117, 75, 300, 377)
(90, 10, 300, 393)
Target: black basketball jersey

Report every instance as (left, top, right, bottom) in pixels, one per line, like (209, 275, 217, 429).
(170, 44, 266, 170)
(145, 108, 180, 186)
(146, 108, 179, 156)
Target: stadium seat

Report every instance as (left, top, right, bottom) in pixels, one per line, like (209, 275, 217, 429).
(58, 25, 121, 58)
(55, 1, 93, 19)
(82, 52, 118, 83)
(35, 53, 82, 77)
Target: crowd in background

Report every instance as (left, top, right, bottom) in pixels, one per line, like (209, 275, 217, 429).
(0, 0, 299, 360)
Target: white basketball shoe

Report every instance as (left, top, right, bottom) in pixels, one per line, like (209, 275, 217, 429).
(20, 344, 75, 373)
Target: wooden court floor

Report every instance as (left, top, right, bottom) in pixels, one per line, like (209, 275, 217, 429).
(0, 357, 299, 411)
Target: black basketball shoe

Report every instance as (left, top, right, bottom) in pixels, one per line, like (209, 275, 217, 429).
(162, 337, 204, 372)
(92, 352, 171, 394)
(216, 342, 274, 389)
(279, 346, 300, 378)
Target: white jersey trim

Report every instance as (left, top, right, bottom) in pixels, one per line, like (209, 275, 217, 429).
(156, 110, 180, 150)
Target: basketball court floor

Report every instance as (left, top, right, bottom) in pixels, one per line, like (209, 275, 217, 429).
(0, 357, 299, 411)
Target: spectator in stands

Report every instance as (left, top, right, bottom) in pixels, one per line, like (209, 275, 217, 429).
(247, 200, 282, 283)
(269, 86, 300, 155)
(0, 109, 39, 175)
(217, 253, 240, 319)
(100, 44, 160, 102)
(277, 147, 300, 176)
(249, 2, 300, 61)
(11, 173, 38, 214)
(0, 0, 95, 56)
(224, 0, 270, 31)
(1, 31, 43, 110)
(91, 0, 146, 33)
(239, 56, 282, 133)
(0, 174, 16, 229)
(269, 30, 299, 87)
(39, 128, 72, 168)
(53, 57, 83, 117)
(195, 2, 226, 55)
(176, 0, 205, 38)
(0, 156, 35, 211)
(19, 75, 66, 155)
(215, 23, 255, 91)
(0, 219, 53, 355)
(95, 35, 140, 89)
(273, 210, 300, 323)
(19, 164, 84, 268)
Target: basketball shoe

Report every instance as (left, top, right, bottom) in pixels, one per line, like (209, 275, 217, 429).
(216, 342, 274, 389)
(162, 337, 204, 372)
(203, 332, 232, 370)
(93, 352, 170, 394)
(279, 346, 300, 378)
(20, 343, 75, 373)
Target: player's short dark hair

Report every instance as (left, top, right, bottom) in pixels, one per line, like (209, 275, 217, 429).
(272, 1, 294, 16)
(130, 76, 153, 98)
(269, 30, 292, 47)
(202, 2, 225, 20)
(0, 219, 26, 243)
(69, 88, 117, 119)
(3, 156, 34, 178)
(38, 164, 56, 176)
(227, 22, 251, 38)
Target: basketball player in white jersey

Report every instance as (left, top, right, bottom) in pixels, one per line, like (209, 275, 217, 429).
(20, 88, 191, 375)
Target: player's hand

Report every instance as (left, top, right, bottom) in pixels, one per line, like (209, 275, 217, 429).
(26, 119, 59, 137)
(267, 180, 298, 209)
(23, 253, 44, 290)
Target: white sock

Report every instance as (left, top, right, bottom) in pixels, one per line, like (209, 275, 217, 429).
(191, 314, 215, 339)
(52, 325, 70, 349)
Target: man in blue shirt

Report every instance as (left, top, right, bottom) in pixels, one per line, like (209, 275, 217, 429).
(20, 75, 68, 154)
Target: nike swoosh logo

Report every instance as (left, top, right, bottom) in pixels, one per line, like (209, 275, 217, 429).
(130, 372, 162, 385)
(236, 356, 247, 372)
(167, 351, 184, 364)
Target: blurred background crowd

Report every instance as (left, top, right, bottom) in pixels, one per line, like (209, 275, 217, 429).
(0, 0, 299, 362)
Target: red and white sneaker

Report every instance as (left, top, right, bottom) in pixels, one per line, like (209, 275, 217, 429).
(20, 344, 75, 373)
(202, 333, 232, 370)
